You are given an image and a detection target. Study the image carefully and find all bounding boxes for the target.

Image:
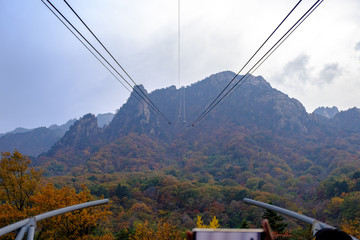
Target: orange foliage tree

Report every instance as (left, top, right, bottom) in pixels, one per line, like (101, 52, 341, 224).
(0, 151, 113, 240)
(131, 219, 182, 240)
(30, 184, 113, 240)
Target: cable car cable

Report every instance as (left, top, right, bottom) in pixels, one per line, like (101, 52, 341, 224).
(192, 0, 323, 126)
(193, 0, 302, 125)
(40, 0, 135, 96)
(224, 0, 324, 104)
(234, 0, 324, 95)
(63, 0, 170, 124)
(43, 0, 171, 124)
(194, 0, 323, 126)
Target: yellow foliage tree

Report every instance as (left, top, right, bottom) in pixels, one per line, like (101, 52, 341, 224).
(196, 216, 220, 229)
(0, 151, 42, 238)
(196, 215, 205, 228)
(209, 216, 220, 228)
(324, 197, 344, 219)
(0, 151, 41, 211)
(0, 151, 113, 240)
(340, 218, 360, 239)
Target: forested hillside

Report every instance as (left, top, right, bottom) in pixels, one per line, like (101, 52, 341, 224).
(5, 71, 360, 238)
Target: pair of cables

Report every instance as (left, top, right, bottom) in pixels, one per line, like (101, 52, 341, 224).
(192, 0, 324, 127)
(41, 0, 171, 124)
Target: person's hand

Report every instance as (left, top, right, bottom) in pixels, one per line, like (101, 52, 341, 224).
(262, 219, 274, 240)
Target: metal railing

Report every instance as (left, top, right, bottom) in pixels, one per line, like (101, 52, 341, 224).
(2, 198, 357, 239)
(243, 198, 358, 240)
(0, 199, 109, 240)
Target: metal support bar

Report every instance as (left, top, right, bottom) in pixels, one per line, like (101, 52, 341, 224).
(0, 199, 109, 238)
(35, 199, 109, 221)
(243, 198, 358, 240)
(243, 198, 334, 229)
(27, 226, 35, 240)
(15, 226, 28, 240)
(0, 219, 30, 237)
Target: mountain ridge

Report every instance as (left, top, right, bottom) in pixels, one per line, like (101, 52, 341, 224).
(0, 113, 114, 157)
(32, 71, 360, 179)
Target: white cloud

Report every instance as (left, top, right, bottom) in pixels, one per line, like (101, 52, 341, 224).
(273, 54, 342, 91)
(273, 54, 310, 89)
(356, 42, 360, 51)
(318, 63, 341, 86)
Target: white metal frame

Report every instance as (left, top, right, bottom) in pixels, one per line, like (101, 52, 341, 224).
(0, 199, 109, 240)
(243, 198, 358, 240)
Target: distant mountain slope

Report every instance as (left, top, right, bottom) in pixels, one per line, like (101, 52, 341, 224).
(0, 119, 76, 157)
(3, 127, 32, 135)
(331, 107, 360, 132)
(0, 113, 115, 157)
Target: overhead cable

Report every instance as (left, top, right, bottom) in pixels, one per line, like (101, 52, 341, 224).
(63, 0, 170, 124)
(192, 0, 323, 126)
(40, 0, 132, 94)
(193, 0, 302, 126)
(239, 0, 324, 89)
(42, 0, 171, 124)
(230, 0, 325, 98)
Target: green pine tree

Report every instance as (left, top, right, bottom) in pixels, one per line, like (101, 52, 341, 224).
(240, 219, 249, 228)
(262, 208, 287, 233)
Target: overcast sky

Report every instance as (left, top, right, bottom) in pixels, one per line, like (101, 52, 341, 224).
(1, 0, 360, 133)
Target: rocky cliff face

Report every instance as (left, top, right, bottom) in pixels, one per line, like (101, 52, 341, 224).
(195, 73, 312, 135)
(48, 114, 102, 151)
(105, 86, 169, 140)
(36, 114, 103, 172)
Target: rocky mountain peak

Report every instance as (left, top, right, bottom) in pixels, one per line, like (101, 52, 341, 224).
(313, 106, 339, 119)
(47, 113, 102, 153)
